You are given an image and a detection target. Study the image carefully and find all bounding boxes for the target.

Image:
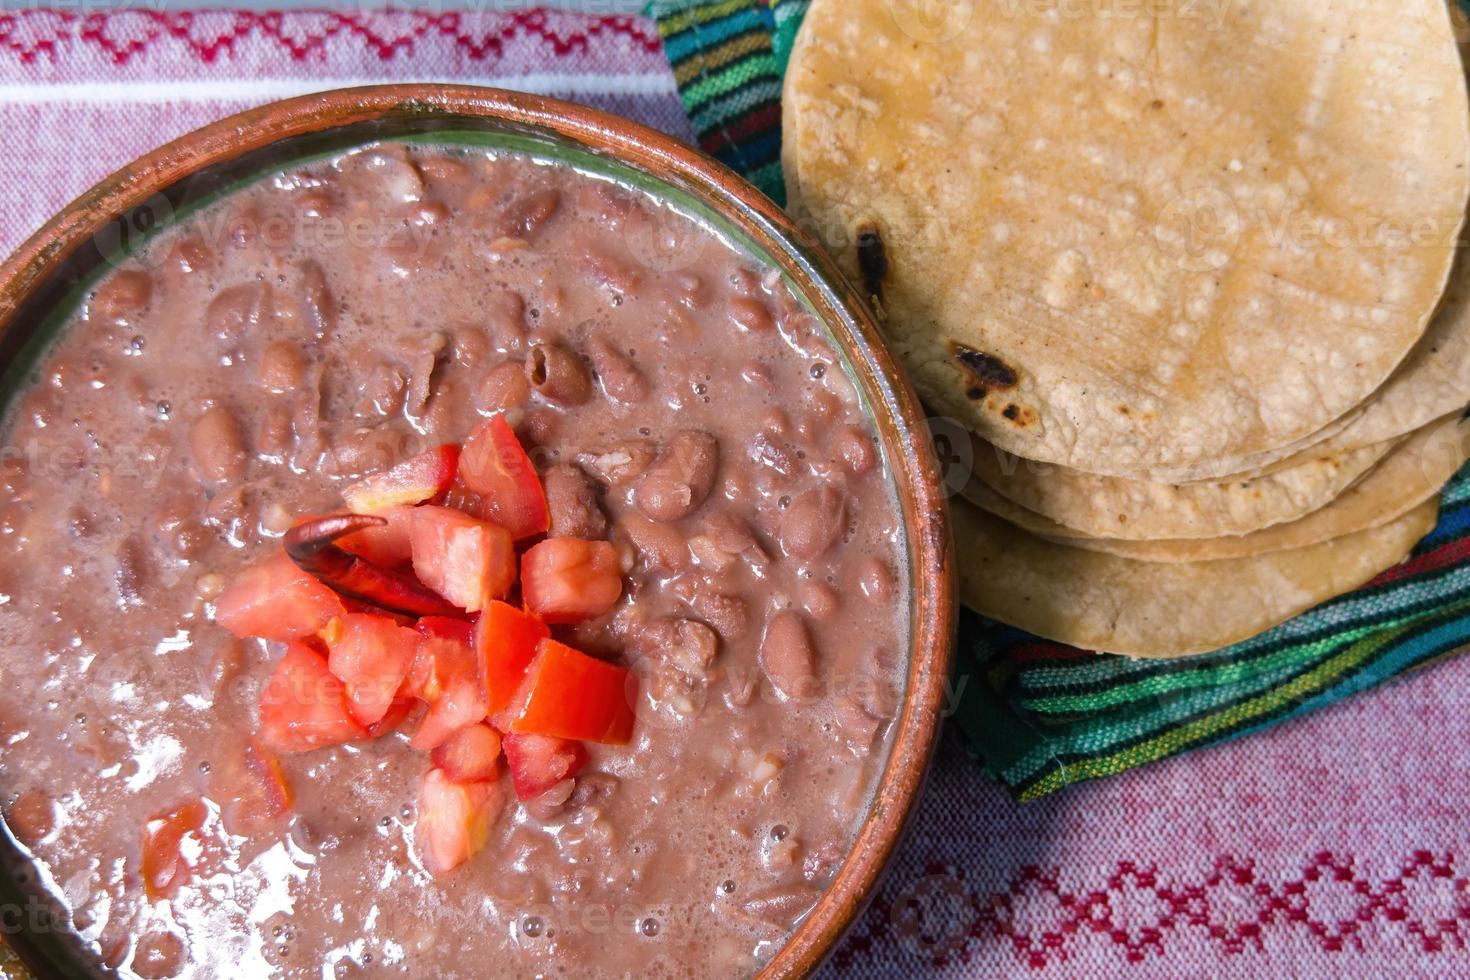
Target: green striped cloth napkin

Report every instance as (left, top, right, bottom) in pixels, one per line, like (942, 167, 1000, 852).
(647, 0, 1470, 799)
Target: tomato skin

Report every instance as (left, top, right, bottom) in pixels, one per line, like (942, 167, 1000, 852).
(456, 416, 549, 540)
(500, 732, 588, 800)
(475, 601, 551, 716)
(343, 444, 460, 514)
(365, 697, 417, 739)
(258, 643, 368, 753)
(498, 639, 637, 745)
(431, 723, 502, 783)
(415, 767, 503, 875)
(336, 505, 417, 567)
(410, 505, 517, 613)
(325, 614, 421, 726)
(141, 800, 208, 901)
(520, 538, 623, 624)
(215, 553, 344, 642)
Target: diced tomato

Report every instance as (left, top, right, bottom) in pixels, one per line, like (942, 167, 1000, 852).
(402, 627, 477, 702)
(520, 538, 623, 624)
(497, 639, 637, 745)
(214, 552, 345, 642)
(416, 615, 476, 648)
(475, 601, 551, 716)
(141, 800, 208, 901)
(325, 613, 420, 726)
(415, 767, 503, 875)
(456, 416, 549, 539)
(500, 732, 587, 801)
(365, 697, 417, 739)
(343, 444, 460, 514)
(431, 723, 502, 783)
(404, 629, 487, 751)
(244, 739, 293, 818)
(410, 505, 516, 612)
(258, 643, 368, 753)
(336, 505, 417, 567)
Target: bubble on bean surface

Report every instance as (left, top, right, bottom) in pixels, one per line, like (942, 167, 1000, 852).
(770, 824, 788, 841)
(640, 917, 660, 937)
(521, 915, 544, 938)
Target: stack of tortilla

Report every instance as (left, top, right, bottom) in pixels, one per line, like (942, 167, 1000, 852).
(783, 0, 1470, 656)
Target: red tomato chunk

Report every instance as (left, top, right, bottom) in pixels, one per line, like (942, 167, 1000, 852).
(431, 723, 502, 783)
(408, 630, 487, 751)
(501, 732, 587, 801)
(336, 504, 417, 567)
(457, 416, 549, 540)
(476, 600, 551, 716)
(326, 613, 420, 726)
(343, 444, 460, 514)
(415, 767, 503, 875)
(520, 538, 623, 624)
(410, 505, 516, 613)
(498, 639, 636, 745)
(214, 552, 344, 643)
(258, 643, 368, 753)
(141, 800, 208, 901)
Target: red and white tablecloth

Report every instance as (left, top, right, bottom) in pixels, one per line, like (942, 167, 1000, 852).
(1, 9, 1467, 978)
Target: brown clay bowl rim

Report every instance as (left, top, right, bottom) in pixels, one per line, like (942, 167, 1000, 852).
(0, 85, 956, 978)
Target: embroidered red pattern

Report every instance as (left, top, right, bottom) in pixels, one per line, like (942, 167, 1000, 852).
(0, 8, 663, 67)
(832, 850, 1470, 969)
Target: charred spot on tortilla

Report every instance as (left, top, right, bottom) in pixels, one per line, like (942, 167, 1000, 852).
(949, 342, 1019, 401)
(855, 224, 888, 300)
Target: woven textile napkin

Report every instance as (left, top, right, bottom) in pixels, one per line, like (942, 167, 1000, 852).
(647, 0, 1470, 799)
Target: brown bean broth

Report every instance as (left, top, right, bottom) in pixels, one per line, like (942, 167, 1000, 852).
(0, 143, 907, 978)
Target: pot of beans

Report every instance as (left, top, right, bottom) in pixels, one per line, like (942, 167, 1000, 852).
(0, 86, 954, 978)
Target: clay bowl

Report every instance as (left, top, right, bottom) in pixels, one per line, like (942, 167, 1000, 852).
(0, 85, 955, 978)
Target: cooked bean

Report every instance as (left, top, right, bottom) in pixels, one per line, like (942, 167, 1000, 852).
(635, 430, 719, 522)
(92, 270, 152, 321)
(691, 592, 748, 641)
(857, 557, 896, 603)
(798, 580, 840, 621)
(616, 513, 686, 571)
(189, 404, 247, 485)
(577, 441, 658, 486)
(727, 296, 775, 334)
(256, 341, 304, 394)
(705, 511, 766, 560)
(203, 283, 266, 345)
(484, 291, 528, 351)
(476, 360, 531, 414)
(581, 247, 641, 295)
(323, 426, 406, 478)
(354, 360, 407, 418)
(587, 335, 650, 404)
(526, 343, 592, 406)
(759, 610, 817, 701)
(637, 617, 719, 674)
(299, 260, 336, 335)
(750, 432, 794, 477)
(505, 188, 560, 238)
(834, 425, 877, 476)
(294, 188, 335, 219)
(153, 494, 213, 559)
(778, 484, 847, 560)
(417, 155, 472, 184)
(453, 328, 491, 368)
(543, 462, 607, 539)
(168, 236, 213, 274)
(742, 885, 819, 925)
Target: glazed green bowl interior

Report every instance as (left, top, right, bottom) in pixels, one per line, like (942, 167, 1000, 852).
(0, 89, 954, 980)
